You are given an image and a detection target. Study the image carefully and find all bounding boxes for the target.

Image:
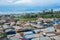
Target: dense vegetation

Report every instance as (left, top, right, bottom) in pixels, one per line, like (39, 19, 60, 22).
(12, 11, 60, 21)
(0, 10, 60, 21)
(19, 11, 60, 18)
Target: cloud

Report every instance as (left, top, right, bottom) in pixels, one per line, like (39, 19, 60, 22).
(0, 0, 60, 12)
(0, 0, 60, 6)
(0, 0, 32, 5)
(0, 0, 17, 5)
(14, 0, 32, 4)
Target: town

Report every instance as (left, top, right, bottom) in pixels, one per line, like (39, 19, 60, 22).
(0, 10, 60, 40)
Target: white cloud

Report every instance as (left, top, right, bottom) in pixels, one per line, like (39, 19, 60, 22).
(31, 0, 59, 6)
(6, 0, 15, 3)
(0, 0, 16, 5)
(0, 0, 60, 6)
(0, 0, 32, 5)
(14, 0, 32, 4)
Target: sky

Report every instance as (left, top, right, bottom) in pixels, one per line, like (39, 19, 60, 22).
(0, 0, 60, 12)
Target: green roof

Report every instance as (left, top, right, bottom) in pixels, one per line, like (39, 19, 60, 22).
(0, 33, 6, 38)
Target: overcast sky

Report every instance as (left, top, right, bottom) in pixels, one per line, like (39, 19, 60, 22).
(0, 0, 60, 12)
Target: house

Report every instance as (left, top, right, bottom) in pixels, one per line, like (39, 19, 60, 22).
(53, 35, 60, 40)
(0, 19, 4, 24)
(41, 27, 55, 33)
(37, 17, 44, 22)
(54, 24, 60, 35)
(0, 36, 7, 40)
(0, 32, 6, 38)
